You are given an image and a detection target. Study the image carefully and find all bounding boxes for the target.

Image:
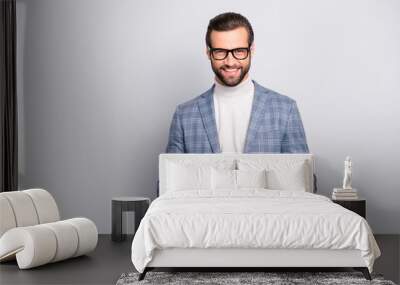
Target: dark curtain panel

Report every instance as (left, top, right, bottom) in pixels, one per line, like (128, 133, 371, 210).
(0, 0, 18, 192)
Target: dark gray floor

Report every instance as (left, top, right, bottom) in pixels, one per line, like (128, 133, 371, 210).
(0, 234, 399, 285)
(374, 235, 400, 284)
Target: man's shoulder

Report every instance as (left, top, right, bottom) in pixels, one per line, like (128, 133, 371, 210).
(176, 96, 202, 110)
(254, 81, 296, 106)
(175, 86, 213, 113)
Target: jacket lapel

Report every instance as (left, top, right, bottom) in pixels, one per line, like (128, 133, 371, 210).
(243, 81, 269, 153)
(198, 85, 221, 153)
(198, 80, 269, 154)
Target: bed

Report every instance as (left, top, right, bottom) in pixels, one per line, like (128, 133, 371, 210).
(131, 153, 381, 281)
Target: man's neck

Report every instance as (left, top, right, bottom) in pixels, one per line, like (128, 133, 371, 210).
(214, 76, 253, 96)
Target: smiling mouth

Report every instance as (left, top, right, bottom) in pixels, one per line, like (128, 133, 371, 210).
(221, 67, 241, 77)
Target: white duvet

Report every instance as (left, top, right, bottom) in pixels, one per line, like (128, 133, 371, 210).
(131, 189, 380, 273)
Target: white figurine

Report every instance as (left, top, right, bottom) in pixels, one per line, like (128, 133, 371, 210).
(342, 156, 352, 190)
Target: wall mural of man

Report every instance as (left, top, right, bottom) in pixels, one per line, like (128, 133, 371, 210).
(166, 12, 309, 154)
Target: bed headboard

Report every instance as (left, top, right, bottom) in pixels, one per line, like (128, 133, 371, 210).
(159, 153, 315, 195)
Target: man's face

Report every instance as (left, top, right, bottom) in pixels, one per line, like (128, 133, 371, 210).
(207, 27, 253, 87)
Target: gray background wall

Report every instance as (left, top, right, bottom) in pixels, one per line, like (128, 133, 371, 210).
(16, 0, 400, 234)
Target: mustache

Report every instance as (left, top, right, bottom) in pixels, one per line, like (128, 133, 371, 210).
(220, 65, 242, 69)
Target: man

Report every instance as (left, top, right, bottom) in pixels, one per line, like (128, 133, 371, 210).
(166, 12, 309, 154)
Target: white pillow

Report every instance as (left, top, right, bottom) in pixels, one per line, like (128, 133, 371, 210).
(238, 159, 310, 191)
(166, 162, 212, 191)
(211, 168, 268, 190)
(211, 168, 236, 190)
(266, 161, 308, 191)
(237, 169, 268, 189)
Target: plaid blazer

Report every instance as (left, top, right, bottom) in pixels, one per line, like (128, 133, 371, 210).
(165, 80, 309, 154)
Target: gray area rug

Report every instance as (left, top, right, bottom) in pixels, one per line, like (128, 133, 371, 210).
(116, 271, 396, 285)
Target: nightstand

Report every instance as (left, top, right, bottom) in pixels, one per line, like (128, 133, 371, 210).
(332, 198, 366, 218)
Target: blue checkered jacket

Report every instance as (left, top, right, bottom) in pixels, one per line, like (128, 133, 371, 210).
(166, 80, 309, 153)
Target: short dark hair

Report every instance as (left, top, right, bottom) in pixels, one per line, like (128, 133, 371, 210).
(206, 12, 254, 48)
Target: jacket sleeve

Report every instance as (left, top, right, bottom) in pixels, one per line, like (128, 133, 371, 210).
(165, 105, 185, 153)
(281, 101, 309, 153)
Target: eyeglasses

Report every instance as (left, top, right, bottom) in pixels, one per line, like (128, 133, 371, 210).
(209, 47, 250, 60)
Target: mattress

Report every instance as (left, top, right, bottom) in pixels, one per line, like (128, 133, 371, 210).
(131, 189, 381, 273)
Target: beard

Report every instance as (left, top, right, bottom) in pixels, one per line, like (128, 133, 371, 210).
(211, 59, 251, 87)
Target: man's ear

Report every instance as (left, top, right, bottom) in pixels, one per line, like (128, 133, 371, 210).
(250, 43, 255, 56)
(206, 47, 211, 60)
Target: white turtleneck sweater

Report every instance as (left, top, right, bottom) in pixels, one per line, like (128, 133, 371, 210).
(213, 77, 255, 153)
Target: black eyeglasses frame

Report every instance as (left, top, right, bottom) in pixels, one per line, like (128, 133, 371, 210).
(208, 46, 251, 60)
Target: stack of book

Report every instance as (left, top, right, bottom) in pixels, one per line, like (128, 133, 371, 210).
(332, 188, 358, 200)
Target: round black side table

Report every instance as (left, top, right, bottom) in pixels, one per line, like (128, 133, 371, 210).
(111, 197, 150, 242)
